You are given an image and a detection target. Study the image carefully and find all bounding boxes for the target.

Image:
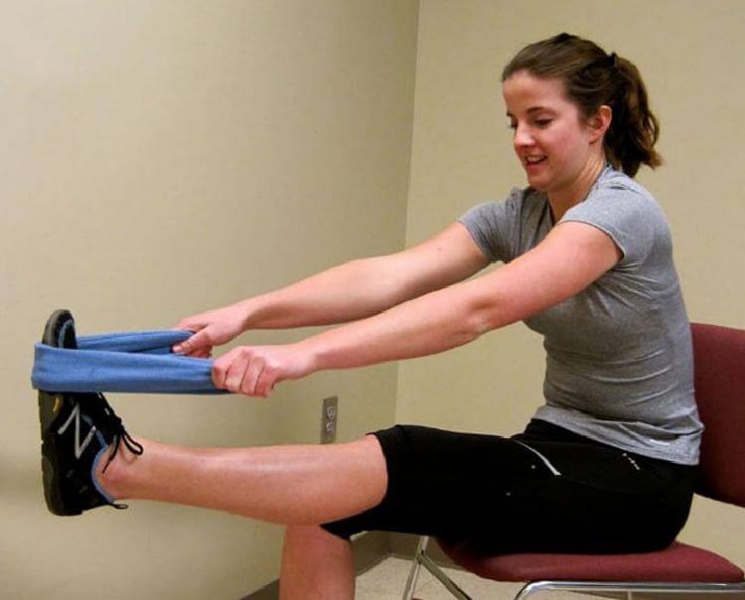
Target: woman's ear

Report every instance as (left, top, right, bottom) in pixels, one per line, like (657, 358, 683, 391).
(588, 105, 612, 142)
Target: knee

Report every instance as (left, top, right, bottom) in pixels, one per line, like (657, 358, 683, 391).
(284, 524, 322, 543)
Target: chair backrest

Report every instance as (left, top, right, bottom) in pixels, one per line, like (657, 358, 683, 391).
(692, 322, 745, 506)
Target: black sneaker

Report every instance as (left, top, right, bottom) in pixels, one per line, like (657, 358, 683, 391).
(38, 309, 143, 516)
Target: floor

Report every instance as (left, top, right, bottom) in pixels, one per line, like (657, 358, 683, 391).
(355, 556, 584, 600)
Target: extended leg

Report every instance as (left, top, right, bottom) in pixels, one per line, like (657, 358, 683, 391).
(99, 434, 388, 525)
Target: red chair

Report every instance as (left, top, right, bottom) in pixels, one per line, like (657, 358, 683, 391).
(402, 323, 745, 599)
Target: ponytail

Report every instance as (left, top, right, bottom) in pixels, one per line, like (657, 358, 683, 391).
(502, 34, 662, 177)
(605, 55, 662, 177)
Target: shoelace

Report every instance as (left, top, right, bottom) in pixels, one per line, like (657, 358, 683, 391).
(95, 393, 144, 472)
(91, 393, 144, 510)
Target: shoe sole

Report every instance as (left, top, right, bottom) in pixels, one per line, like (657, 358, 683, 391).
(38, 309, 81, 516)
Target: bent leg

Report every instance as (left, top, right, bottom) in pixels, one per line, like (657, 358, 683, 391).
(99, 435, 387, 525)
(280, 525, 354, 600)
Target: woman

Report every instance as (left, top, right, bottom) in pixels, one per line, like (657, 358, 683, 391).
(39, 33, 702, 599)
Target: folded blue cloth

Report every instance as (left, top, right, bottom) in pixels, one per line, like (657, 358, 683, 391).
(31, 330, 225, 394)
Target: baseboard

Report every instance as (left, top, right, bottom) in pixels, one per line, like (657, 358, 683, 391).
(389, 532, 458, 568)
(354, 530, 395, 573)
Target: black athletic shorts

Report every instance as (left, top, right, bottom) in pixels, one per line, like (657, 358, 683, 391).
(321, 420, 697, 554)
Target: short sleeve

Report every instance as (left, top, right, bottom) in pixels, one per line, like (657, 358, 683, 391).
(457, 188, 528, 263)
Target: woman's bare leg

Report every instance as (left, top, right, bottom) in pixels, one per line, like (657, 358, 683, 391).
(280, 525, 355, 600)
(98, 435, 387, 525)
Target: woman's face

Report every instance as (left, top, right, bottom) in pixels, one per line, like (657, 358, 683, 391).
(502, 70, 605, 203)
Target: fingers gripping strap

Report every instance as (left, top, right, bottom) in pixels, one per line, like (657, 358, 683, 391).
(31, 330, 226, 394)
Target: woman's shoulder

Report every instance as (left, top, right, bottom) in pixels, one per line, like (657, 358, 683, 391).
(462, 185, 546, 221)
(595, 166, 656, 204)
(576, 167, 665, 223)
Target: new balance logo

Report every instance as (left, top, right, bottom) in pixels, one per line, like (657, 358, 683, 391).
(57, 403, 97, 459)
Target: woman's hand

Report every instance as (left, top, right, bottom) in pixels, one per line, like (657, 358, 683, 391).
(173, 304, 249, 358)
(212, 343, 316, 397)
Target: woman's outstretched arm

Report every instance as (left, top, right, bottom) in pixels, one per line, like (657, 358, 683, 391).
(174, 222, 488, 356)
(213, 221, 622, 396)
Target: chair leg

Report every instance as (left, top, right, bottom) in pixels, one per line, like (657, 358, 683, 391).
(402, 536, 472, 600)
(401, 536, 427, 600)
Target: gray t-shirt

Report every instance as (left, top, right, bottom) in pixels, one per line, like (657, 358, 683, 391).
(458, 166, 702, 465)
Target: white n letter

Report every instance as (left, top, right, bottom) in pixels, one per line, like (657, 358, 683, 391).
(57, 403, 97, 459)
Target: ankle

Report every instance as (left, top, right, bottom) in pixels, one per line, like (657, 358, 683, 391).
(94, 437, 144, 502)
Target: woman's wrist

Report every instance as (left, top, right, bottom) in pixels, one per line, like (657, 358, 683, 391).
(293, 336, 325, 377)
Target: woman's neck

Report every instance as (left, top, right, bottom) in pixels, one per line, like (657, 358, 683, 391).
(548, 157, 607, 222)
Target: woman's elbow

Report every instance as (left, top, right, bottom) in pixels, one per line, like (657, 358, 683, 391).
(464, 297, 518, 339)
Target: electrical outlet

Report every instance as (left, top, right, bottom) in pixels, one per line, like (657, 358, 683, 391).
(320, 396, 338, 444)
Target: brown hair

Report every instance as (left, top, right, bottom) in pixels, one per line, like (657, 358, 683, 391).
(502, 33, 662, 177)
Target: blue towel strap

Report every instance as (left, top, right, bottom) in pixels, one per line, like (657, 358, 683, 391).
(31, 330, 225, 394)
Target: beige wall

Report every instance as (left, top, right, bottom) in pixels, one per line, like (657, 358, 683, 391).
(401, 0, 745, 570)
(0, 1, 417, 598)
